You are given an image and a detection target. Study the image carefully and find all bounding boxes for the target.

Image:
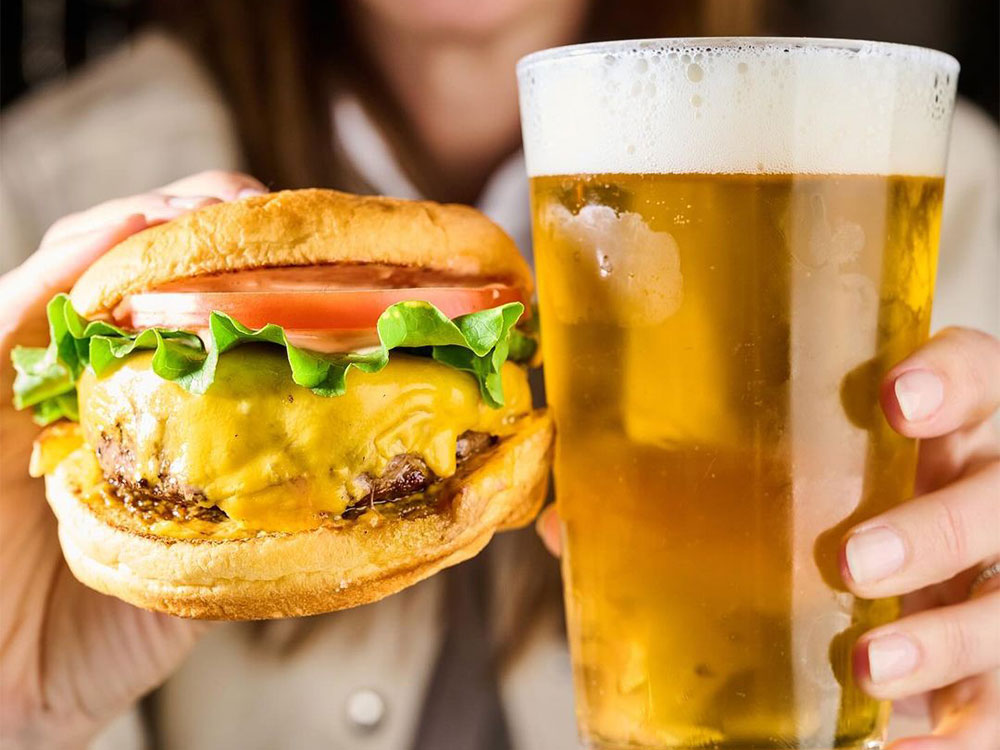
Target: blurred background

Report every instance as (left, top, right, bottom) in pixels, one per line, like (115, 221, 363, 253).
(0, 4, 996, 748)
(2, 0, 997, 118)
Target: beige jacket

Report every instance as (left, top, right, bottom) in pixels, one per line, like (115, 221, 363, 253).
(1, 33, 997, 750)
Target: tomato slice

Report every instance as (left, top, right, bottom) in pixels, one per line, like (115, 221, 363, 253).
(116, 285, 527, 332)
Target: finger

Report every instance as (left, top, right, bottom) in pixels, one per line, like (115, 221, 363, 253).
(891, 693, 932, 719)
(882, 327, 1000, 438)
(42, 171, 266, 245)
(158, 169, 267, 201)
(853, 591, 1000, 700)
(887, 673, 1000, 750)
(841, 459, 1000, 598)
(42, 194, 220, 246)
(915, 419, 999, 495)
(535, 504, 562, 557)
(1, 215, 150, 317)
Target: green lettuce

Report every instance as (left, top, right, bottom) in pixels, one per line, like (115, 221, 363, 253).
(12, 294, 537, 424)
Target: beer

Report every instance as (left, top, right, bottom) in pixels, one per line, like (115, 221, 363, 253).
(533, 171, 941, 747)
(518, 41, 957, 750)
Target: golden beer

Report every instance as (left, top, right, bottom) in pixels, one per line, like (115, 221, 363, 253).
(519, 40, 957, 749)
(531, 172, 942, 748)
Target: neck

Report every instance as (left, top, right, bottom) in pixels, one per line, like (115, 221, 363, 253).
(350, 1, 586, 203)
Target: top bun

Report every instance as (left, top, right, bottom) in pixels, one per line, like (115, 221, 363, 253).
(71, 189, 533, 317)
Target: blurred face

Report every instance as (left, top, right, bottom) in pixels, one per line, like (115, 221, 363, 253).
(354, 0, 578, 37)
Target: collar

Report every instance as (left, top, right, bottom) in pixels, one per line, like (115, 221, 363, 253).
(331, 96, 533, 266)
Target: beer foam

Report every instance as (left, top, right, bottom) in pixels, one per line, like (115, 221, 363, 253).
(518, 39, 958, 177)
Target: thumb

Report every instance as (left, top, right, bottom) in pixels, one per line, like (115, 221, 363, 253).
(0, 214, 150, 351)
(22, 213, 149, 298)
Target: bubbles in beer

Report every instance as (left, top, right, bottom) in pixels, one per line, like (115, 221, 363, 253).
(540, 202, 683, 326)
(597, 252, 612, 278)
(518, 39, 958, 177)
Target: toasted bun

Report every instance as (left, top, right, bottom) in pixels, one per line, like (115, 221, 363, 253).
(70, 189, 533, 317)
(43, 413, 552, 620)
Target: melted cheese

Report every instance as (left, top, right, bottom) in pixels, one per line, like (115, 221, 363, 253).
(78, 348, 530, 532)
(30, 422, 86, 477)
(52, 443, 258, 540)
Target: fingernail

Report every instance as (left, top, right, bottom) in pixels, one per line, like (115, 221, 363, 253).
(166, 195, 216, 209)
(845, 526, 906, 584)
(237, 187, 267, 199)
(894, 369, 944, 421)
(866, 633, 920, 683)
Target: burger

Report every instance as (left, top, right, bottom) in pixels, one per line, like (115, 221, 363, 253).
(12, 189, 552, 619)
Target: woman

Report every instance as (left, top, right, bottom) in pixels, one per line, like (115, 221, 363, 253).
(1, 1, 997, 748)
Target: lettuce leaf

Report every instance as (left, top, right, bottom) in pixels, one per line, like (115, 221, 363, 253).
(12, 294, 533, 424)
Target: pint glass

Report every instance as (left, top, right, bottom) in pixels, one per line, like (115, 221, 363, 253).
(517, 39, 958, 749)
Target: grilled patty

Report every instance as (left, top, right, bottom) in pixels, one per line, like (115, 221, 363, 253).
(96, 430, 497, 524)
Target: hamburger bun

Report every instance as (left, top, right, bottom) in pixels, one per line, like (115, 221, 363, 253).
(71, 189, 534, 317)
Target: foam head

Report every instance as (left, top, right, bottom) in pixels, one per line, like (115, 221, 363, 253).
(518, 38, 958, 178)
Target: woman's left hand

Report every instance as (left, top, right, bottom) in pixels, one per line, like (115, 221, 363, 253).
(841, 326, 1000, 749)
(535, 326, 1000, 749)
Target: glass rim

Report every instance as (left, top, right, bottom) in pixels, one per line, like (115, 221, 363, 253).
(516, 36, 959, 76)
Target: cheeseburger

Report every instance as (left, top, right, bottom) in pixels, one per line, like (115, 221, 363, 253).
(12, 189, 552, 619)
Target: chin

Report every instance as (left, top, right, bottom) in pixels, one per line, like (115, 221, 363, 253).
(358, 0, 543, 38)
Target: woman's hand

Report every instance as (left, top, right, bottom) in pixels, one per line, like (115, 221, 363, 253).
(0, 171, 266, 749)
(843, 327, 1000, 749)
(535, 327, 1000, 749)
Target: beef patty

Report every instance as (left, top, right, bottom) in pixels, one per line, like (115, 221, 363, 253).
(95, 430, 498, 525)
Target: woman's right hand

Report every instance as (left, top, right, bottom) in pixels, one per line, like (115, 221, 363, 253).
(0, 171, 267, 749)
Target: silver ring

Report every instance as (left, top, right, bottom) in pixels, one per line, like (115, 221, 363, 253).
(969, 560, 1000, 597)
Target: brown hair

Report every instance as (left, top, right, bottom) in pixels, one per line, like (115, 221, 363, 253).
(149, 0, 765, 664)
(150, 0, 766, 195)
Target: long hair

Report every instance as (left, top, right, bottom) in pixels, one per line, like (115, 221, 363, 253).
(147, 0, 766, 665)
(149, 0, 766, 192)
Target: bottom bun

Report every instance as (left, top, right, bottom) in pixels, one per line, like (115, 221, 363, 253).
(44, 412, 552, 620)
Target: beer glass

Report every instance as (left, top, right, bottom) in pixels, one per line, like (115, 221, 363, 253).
(517, 39, 957, 749)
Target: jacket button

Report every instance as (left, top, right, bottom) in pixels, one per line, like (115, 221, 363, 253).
(346, 688, 386, 731)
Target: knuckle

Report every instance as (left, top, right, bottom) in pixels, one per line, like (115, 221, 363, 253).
(939, 613, 978, 676)
(41, 213, 79, 242)
(929, 494, 969, 568)
(937, 326, 991, 348)
(96, 195, 136, 213)
(103, 193, 164, 214)
(942, 327, 999, 399)
(164, 170, 261, 199)
(39, 192, 159, 245)
(193, 169, 251, 186)
(192, 168, 230, 180)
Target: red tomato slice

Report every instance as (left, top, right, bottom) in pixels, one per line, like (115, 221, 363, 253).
(116, 285, 527, 332)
